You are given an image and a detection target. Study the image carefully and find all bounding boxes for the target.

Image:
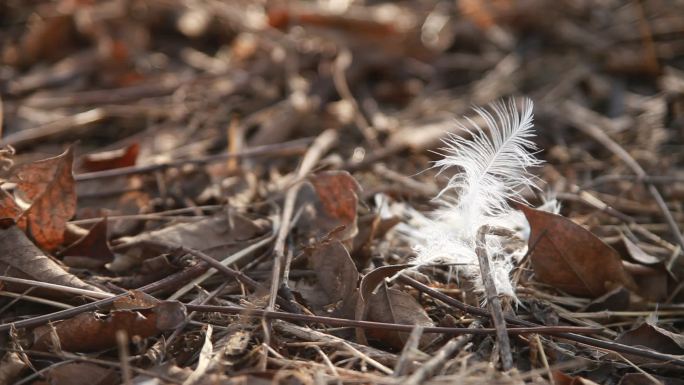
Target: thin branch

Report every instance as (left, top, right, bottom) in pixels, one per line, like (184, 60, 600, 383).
(0, 276, 113, 299)
(185, 304, 600, 336)
(0, 262, 209, 332)
(475, 225, 513, 371)
(74, 137, 313, 182)
(268, 129, 338, 311)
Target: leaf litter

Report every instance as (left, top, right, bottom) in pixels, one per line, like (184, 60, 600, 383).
(1, 1, 684, 385)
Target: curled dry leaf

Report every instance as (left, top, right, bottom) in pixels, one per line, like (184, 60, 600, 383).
(79, 143, 139, 172)
(307, 240, 359, 318)
(0, 222, 103, 297)
(615, 321, 684, 358)
(613, 235, 670, 301)
(61, 217, 115, 269)
(3, 147, 77, 250)
(360, 264, 414, 302)
(364, 283, 436, 350)
(620, 235, 662, 265)
(32, 299, 187, 352)
(520, 205, 638, 298)
(306, 170, 361, 242)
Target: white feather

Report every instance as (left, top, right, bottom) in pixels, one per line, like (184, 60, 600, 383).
(405, 97, 542, 298)
(434, 97, 540, 223)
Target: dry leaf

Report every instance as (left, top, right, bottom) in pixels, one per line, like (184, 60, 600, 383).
(620, 235, 662, 265)
(111, 214, 267, 272)
(360, 264, 413, 302)
(117, 214, 265, 256)
(583, 287, 631, 312)
(61, 217, 114, 269)
(10, 147, 77, 250)
(520, 205, 638, 298)
(365, 283, 435, 350)
(112, 290, 160, 310)
(307, 240, 359, 318)
(32, 300, 186, 352)
(0, 222, 103, 297)
(622, 262, 669, 302)
(45, 362, 119, 385)
(307, 170, 361, 242)
(80, 143, 139, 172)
(615, 321, 684, 356)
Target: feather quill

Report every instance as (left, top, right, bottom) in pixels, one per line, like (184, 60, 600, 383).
(406, 97, 542, 298)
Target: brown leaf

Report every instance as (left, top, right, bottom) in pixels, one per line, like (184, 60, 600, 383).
(9, 147, 77, 250)
(111, 214, 266, 273)
(352, 213, 401, 268)
(615, 321, 684, 356)
(364, 283, 435, 350)
(583, 287, 631, 312)
(307, 241, 359, 318)
(621, 235, 662, 265)
(112, 290, 160, 309)
(117, 214, 265, 256)
(553, 371, 601, 385)
(307, 170, 361, 242)
(622, 262, 669, 302)
(0, 224, 103, 298)
(360, 264, 413, 302)
(520, 205, 637, 298)
(45, 362, 119, 385)
(80, 143, 139, 172)
(32, 300, 186, 352)
(12, 147, 73, 203)
(61, 217, 114, 269)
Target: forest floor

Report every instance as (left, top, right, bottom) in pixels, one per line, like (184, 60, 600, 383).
(2, 1, 684, 384)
